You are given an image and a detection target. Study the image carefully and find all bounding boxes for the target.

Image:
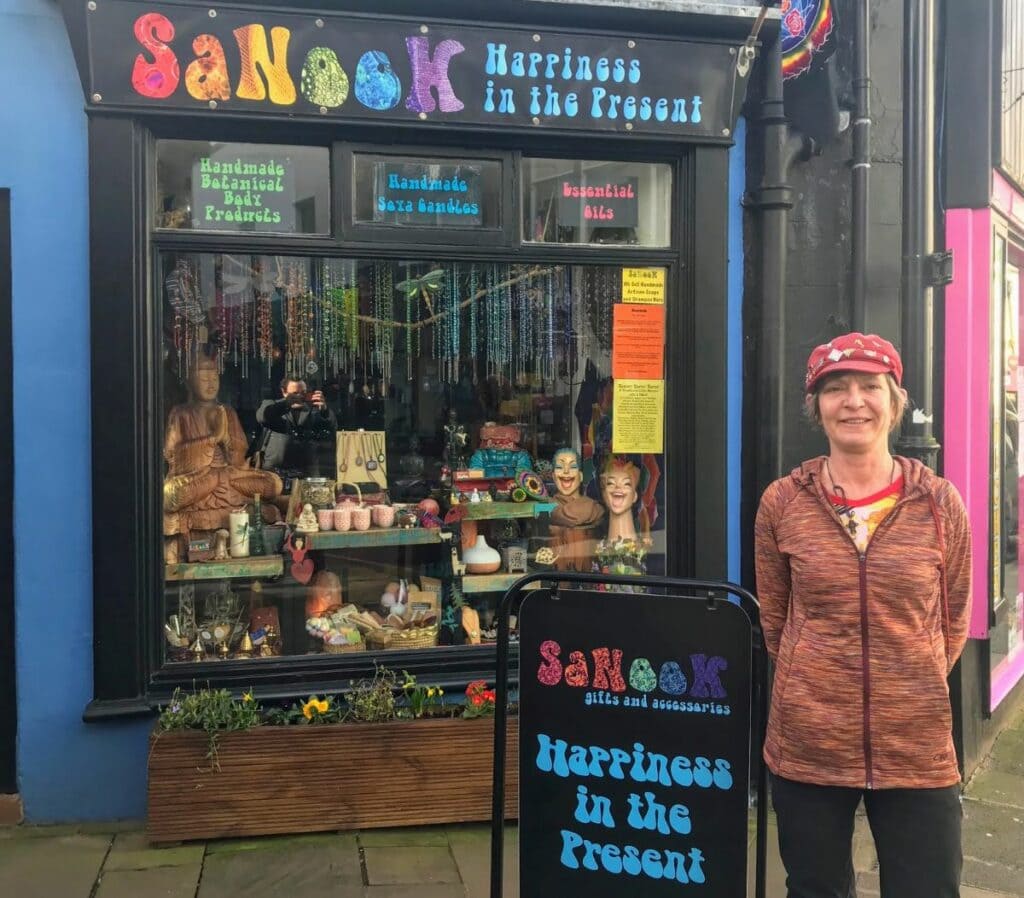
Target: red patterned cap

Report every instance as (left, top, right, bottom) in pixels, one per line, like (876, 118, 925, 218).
(805, 333, 903, 393)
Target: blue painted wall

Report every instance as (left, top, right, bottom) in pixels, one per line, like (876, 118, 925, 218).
(1, 0, 149, 821)
(726, 116, 746, 586)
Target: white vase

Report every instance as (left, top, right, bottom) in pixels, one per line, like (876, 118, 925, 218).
(462, 534, 501, 574)
(229, 511, 250, 558)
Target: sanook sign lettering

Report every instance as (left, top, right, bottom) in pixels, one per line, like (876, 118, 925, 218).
(518, 589, 752, 896)
(84, 1, 742, 139)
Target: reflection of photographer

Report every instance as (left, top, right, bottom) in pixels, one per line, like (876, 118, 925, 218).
(256, 375, 337, 476)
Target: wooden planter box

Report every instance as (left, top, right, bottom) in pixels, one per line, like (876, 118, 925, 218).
(147, 716, 519, 844)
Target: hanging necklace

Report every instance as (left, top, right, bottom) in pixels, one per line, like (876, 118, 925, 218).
(339, 431, 349, 473)
(824, 457, 896, 537)
(363, 433, 377, 471)
(354, 431, 364, 468)
(373, 432, 385, 465)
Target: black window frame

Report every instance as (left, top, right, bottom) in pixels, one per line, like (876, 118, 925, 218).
(84, 111, 728, 721)
(336, 142, 515, 248)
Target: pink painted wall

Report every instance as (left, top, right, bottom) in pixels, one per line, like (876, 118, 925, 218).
(943, 207, 992, 640)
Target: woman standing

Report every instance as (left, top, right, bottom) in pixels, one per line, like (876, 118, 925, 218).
(754, 333, 972, 898)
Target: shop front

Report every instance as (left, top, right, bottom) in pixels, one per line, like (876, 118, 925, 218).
(53, 0, 759, 820)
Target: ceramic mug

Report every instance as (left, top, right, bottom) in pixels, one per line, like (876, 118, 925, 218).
(351, 507, 372, 531)
(372, 505, 396, 528)
(317, 508, 335, 531)
(333, 506, 352, 532)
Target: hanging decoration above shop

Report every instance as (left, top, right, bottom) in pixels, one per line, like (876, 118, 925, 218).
(780, 0, 835, 80)
(82, 0, 752, 140)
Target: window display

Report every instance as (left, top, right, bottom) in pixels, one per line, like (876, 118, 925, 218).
(991, 234, 1024, 705)
(160, 253, 668, 665)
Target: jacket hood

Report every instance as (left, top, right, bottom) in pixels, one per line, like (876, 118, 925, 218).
(789, 455, 935, 500)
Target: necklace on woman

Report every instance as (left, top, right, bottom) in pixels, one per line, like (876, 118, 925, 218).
(825, 457, 896, 536)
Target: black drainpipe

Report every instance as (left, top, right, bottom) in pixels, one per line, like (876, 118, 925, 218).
(896, 0, 941, 468)
(750, 31, 816, 488)
(851, 0, 871, 330)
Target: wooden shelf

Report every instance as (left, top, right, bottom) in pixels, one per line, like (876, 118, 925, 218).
(165, 556, 284, 582)
(461, 573, 539, 594)
(306, 528, 445, 551)
(458, 501, 556, 521)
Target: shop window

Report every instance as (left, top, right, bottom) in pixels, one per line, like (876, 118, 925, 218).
(155, 140, 330, 234)
(159, 253, 667, 666)
(991, 233, 1024, 706)
(522, 158, 672, 247)
(339, 147, 511, 246)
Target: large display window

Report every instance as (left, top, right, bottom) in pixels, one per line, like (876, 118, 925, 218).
(157, 146, 671, 669)
(990, 227, 1024, 708)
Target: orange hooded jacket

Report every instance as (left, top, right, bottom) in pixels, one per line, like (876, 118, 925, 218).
(754, 456, 972, 790)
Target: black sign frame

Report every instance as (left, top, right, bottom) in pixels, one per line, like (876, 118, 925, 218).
(490, 572, 768, 898)
(83, 0, 752, 142)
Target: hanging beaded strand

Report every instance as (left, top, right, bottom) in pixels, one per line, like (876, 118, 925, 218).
(468, 264, 479, 383)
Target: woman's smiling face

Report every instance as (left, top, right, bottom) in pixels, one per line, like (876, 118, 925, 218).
(554, 450, 582, 497)
(816, 372, 897, 454)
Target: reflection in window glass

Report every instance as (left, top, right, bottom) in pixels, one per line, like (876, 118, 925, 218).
(156, 140, 330, 233)
(522, 158, 672, 246)
(159, 254, 668, 665)
(993, 239, 1024, 694)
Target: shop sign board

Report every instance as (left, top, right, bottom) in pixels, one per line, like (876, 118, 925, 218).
(621, 267, 666, 304)
(370, 160, 484, 227)
(190, 144, 297, 231)
(85, 1, 744, 140)
(557, 176, 638, 227)
(517, 588, 753, 897)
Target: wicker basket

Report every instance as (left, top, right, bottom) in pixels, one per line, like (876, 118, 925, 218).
(365, 624, 439, 650)
(323, 640, 364, 654)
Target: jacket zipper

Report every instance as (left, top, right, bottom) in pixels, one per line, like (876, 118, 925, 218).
(813, 482, 914, 790)
(858, 551, 873, 789)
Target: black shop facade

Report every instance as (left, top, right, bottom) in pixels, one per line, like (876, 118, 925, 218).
(59, 0, 757, 766)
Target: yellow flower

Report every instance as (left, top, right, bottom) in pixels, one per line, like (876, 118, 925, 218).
(302, 697, 330, 719)
(438, 689, 444, 696)
(242, 691, 254, 703)
(427, 688, 436, 698)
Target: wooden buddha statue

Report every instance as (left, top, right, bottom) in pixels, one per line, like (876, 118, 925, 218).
(163, 354, 283, 563)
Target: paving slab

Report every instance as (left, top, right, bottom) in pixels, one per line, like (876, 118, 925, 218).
(962, 857, 1024, 897)
(198, 833, 362, 898)
(363, 845, 461, 886)
(0, 833, 111, 898)
(204, 831, 348, 854)
(105, 830, 205, 870)
(447, 824, 517, 898)
(988, 730, 1024, 777)
(961, 887, 1024, 898)
(965, 768, 1024, 810)
(963, 799, 1024, 870)
(358, 826, 449, 847)
(363, 886, 466, 898)
(96, 865, 201, 898)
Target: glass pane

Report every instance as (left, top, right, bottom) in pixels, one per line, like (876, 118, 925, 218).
(160, 254, 668, 665)
(156, 140, 330, 233)
(993, 241, 1024, 692)
(351, 154, 502, 230)
(522, 158, 672, 247)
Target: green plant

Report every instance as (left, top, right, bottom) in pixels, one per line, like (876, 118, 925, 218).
(264, 695, 345, 726)
(157, 686, 262, 769)
(399, 670, 445, 719)
(345, 665, 399, 723)
(462, 680, 497, 719)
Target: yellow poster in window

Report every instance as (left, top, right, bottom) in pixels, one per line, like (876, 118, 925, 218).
(621, 267, 666, 304)
(612, 379, 665, 454)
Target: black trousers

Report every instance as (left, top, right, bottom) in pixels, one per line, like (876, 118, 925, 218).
(770, 774, 963, 898)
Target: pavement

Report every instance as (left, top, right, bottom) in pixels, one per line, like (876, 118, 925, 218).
(1, 704, 1022, 897)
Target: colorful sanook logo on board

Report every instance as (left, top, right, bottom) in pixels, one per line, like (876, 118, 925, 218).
(84, 1, 740, 137)
(536, 639, 732, 717)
